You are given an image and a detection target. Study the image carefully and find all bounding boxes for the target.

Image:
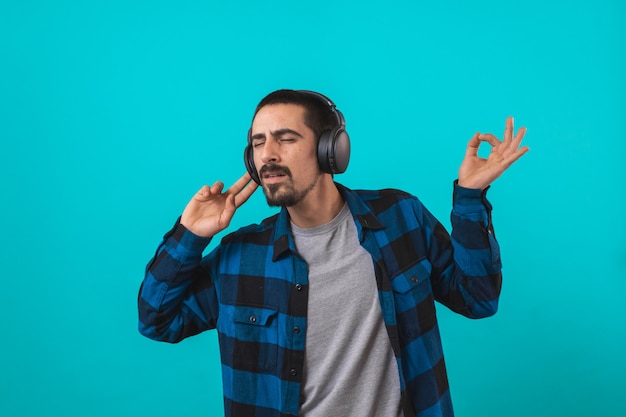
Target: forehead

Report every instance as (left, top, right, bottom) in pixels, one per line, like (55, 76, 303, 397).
(251, 103, 308, 132)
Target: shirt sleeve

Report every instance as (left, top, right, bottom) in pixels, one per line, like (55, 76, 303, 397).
(137, 219, 219, 342)
(425, 181, 502, 318)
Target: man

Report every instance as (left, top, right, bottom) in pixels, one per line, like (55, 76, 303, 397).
(138, 89, 529, 417)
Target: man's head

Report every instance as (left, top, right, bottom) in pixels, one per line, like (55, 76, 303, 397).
(245, 90, 349, 208)
(244, 90, 350, 189)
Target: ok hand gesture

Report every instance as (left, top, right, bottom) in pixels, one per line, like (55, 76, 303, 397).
(181, 173, 258, 238)
(458, 117, 529, 190)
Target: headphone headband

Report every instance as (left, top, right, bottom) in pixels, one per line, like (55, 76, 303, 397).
(296, 90, 345, 128)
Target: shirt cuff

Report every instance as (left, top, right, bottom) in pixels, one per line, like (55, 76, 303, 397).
(452, 180, 492, 213)
(167, 218, 213, 257)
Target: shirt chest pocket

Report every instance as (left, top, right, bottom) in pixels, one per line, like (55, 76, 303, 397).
(227, 306, 279, 373)
(390, 258, 436, 324)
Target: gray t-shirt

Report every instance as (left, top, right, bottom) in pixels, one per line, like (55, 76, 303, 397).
(292, 203, 403, 417)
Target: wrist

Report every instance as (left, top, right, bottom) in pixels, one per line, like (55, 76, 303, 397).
(172, 220, 213, 254)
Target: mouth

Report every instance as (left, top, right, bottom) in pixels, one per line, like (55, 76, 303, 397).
(260, 165, 291, 185)
(262, 172, 288, 184)
(264, 172, 287, 178)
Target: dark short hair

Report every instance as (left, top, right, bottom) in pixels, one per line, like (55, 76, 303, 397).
(253, 89, 337, 139)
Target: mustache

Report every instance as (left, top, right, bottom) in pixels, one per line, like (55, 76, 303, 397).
(259, 164, 292, 178)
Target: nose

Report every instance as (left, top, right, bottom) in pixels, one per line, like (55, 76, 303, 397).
(260, 139, 280, 165)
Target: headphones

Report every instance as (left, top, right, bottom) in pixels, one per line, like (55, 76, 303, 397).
(244, 90, 350, 185)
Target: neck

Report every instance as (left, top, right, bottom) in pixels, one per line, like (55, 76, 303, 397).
(287, 176, 344, 228)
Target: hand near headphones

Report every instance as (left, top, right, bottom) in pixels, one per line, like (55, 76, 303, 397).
(180, 173, 258, 238)
(457, 116, 529, 190)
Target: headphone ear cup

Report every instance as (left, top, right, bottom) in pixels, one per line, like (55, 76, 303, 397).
(317, 128, 350, 174)
(331, 128, 350, 174)
(244, 145, 261, 185)
(317, 130, 333, 173)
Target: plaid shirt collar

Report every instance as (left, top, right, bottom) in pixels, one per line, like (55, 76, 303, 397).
(271, 182, 384, 262)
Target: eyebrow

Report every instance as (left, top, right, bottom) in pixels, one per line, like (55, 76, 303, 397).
(250, 128, 304, 141)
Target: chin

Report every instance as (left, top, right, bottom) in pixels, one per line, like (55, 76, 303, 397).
(263, 185, 298, 207)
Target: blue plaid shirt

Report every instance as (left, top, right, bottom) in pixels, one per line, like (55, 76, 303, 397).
(138, 182, 502, 417)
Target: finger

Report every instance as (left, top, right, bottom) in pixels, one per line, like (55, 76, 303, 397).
(234, 180, 259, 208)
(227, 173, 254, 195)
(501, 145, 530, 167)
(511, 145, 530, 161)
(465, 133, 482, 157)
(503, 116, 513, 144)
(194, 185, 212, 200)
(210, 181, 225, 195)
(219, 194, 238, 229)
(224, 173, 258, 208)
(477, 133, 501, 148)
(500, 123, 527, 157)
(512, 126, 527, 148)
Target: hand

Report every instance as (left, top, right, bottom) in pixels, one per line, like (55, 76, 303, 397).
(457, 116, 529, 190)
(180, 173, 258, 237)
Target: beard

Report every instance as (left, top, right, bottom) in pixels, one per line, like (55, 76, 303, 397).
(260, 164, 320, 207)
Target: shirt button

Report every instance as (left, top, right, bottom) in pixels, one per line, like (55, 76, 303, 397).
(293, 326, 300, 334)
(289, 368, 298, 376)
(249, 316, 257, 323)
(295, 284, 303, 291)
(411, 277, 419, 283)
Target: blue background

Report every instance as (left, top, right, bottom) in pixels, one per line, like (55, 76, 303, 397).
(1, 1, 624, 416)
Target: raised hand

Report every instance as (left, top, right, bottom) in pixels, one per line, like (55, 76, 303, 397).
(457, 116, 529, 190)
(180, 173, 258, 238)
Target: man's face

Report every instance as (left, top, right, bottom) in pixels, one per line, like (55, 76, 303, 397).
(250, 103, 322, 207)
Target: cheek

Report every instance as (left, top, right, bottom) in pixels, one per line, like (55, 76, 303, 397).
(294, 149, 320, 175)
